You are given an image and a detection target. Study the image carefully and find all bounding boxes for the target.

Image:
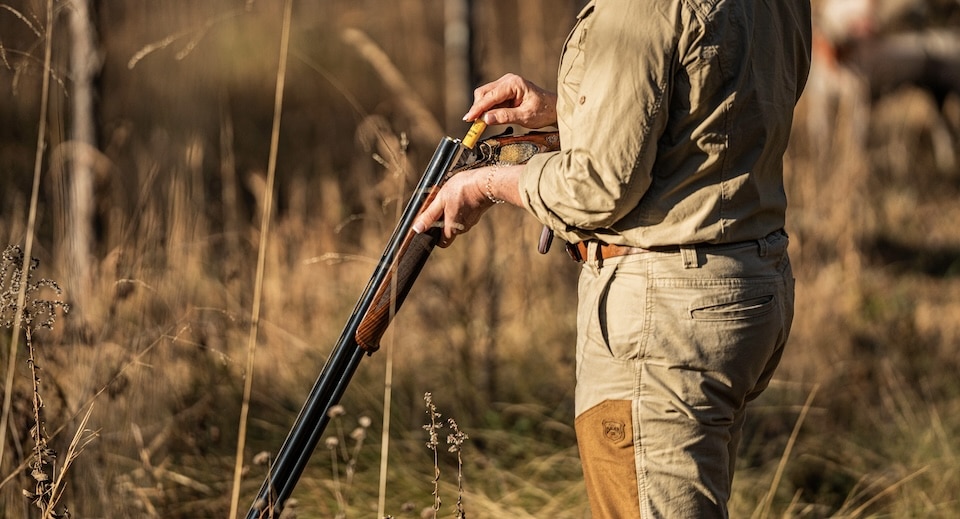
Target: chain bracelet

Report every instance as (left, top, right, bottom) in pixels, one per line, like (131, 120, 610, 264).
(485, 165, 505, 204)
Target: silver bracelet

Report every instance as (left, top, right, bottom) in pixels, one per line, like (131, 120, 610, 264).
(485, 166, 505, 204)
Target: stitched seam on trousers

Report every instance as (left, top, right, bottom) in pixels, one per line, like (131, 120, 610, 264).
(636, 261, 653, 515)
(634, 367, 651, 517)
(640, 260, 655, 360)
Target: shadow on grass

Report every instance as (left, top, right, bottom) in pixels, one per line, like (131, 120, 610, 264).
(864, 235, 960, 277)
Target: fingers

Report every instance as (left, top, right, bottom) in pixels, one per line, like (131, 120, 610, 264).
(412, 197, 444, 236)
(411, 170, 491, 248)
(436, 207, 473, 248)
(412, 216, 464, 249)
(463, 73, 523, 123)
(411, 193, 467, 248)
(463, 73, 558, 128)
(439, 220, 466, 248)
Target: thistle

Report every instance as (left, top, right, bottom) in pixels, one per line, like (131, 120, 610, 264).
(1, 245, 70, 517)
(422, 393, 442, 515)
(446, 418, 469, 519)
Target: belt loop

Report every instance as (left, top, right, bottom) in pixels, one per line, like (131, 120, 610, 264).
(757, 235, 769, 257)
(588, 241, 601, 268)
(680, 244, 699, 269)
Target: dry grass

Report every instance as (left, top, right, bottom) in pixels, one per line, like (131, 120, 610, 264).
(1, 1, 959, 517)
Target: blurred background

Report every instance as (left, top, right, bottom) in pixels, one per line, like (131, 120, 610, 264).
(1, 0, 958, 517)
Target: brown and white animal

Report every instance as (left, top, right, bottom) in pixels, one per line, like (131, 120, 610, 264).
(805, 0, 960, 170)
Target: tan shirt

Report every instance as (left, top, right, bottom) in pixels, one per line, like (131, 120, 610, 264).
(519, 0, 812, 247)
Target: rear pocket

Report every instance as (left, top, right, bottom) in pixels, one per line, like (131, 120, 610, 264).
(689, 293, 774, 321)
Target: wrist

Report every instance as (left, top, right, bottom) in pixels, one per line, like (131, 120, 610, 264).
(484, 166, 506, 205)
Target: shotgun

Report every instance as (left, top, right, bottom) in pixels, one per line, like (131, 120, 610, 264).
(246, 122, 560, 518)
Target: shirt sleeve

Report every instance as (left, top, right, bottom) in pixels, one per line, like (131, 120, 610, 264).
(518, 0, 679, 241)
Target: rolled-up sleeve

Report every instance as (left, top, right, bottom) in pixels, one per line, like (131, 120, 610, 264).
(519, 0, 678, 241)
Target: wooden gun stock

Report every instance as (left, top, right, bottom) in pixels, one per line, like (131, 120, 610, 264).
(354, 229, 440, 351)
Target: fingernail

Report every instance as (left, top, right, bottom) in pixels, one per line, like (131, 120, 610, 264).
(412, 223, 424, 234)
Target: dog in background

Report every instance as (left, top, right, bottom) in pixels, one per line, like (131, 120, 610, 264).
(805, 0, 960, 171)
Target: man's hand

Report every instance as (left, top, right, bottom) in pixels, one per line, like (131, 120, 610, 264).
(413, 72, 554, 248)
(412, 164, 524, 247)
(411, 168, 490, 248)
(463, 73, 558, 129)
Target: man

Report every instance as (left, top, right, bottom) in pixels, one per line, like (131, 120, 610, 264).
(413, 0, 811, 516)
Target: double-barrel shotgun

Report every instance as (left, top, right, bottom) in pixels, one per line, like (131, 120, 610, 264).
(246, 121, 560, 518)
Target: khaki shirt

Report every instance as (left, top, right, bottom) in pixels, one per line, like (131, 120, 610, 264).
(519, 0, 812, 247)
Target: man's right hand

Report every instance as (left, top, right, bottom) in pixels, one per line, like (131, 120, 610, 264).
(463, 73, 558, 129)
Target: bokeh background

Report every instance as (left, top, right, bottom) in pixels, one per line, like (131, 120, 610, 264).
(1, 0, 959, 517)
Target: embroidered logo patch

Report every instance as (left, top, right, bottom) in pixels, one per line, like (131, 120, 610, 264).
(602, 419, 626, 443)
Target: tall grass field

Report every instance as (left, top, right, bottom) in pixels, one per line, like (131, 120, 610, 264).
(1, 1, 958, 517)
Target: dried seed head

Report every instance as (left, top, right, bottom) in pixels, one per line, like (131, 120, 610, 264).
(252, 451, 271, 466)
(31, 469, 49, 482)
(350, 427, 366, 441)
(0, 246, 69, 331)
(446, 418, 469, 452)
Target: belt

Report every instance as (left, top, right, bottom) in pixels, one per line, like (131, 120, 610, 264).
(567, 230, 784, 265)
(567, 241, 677, 263)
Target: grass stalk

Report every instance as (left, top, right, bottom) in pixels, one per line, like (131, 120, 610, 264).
(0, 320, 174, 496)
(377, 316, 395, 518)
(846, 466, 931, 518)
(423, 393, 442, 516)
(41, 404, 97, 518)
(754, 384, 820, 519)
(326, 435, 346, 517)
(0, 0, 54, 472)
(227, 0, 294, 517)
(340, 28, 443, 147)
(376, 127, 411, 519)
(447, 417, 469, 519)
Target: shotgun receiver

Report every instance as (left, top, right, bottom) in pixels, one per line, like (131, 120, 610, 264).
(246, 123, 559, 518)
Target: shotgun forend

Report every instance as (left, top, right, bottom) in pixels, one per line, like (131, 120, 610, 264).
(355, 126, 560, 353)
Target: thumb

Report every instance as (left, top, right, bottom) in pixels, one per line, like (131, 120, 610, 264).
(482, 108, 514, 126)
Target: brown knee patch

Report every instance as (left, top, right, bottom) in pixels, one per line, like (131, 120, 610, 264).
(575, 399, 640, 518)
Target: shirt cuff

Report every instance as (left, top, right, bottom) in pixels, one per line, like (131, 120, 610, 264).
(519, 152, 589, 243)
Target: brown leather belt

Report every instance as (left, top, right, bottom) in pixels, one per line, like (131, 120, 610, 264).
(567, 231, 783, 265)
(567, 241, 677, 263)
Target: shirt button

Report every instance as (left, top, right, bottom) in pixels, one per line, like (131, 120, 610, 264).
(579, 95, 586, 104)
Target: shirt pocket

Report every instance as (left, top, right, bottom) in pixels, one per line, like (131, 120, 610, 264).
(557, 1, 594, 98)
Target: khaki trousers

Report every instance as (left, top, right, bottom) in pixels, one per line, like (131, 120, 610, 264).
(574, 232, 794, 518)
